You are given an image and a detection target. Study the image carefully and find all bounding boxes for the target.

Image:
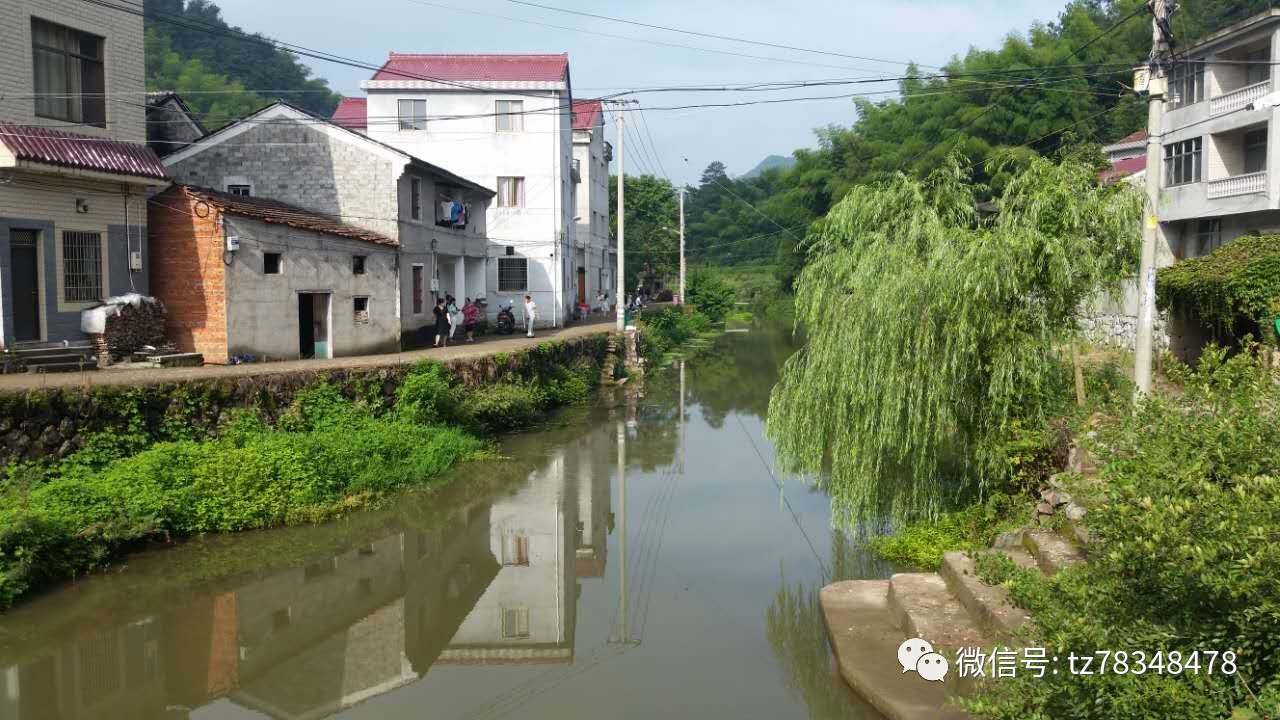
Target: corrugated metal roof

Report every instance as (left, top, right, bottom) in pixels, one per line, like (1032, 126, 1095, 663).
(331, 97, 367, 129)
(0, 124, 168, 180)
(372, 53, 569, 82)
(169, 185, 399, 247)
(572, 99, 603, 131)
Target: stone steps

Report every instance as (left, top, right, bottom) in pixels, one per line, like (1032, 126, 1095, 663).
(822, 525, 1088, 718)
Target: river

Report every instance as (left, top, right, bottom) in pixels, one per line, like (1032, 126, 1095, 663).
(0, 322, 892, 720)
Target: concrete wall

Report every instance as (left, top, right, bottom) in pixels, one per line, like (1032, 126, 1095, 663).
(0, 0, 146, 144)
(222, 216, 400, 361)
(0, 175, 148, 347)
(148, 191, 229, 364)
(573, 124, 612, 307)
(365, 90, 575, 325)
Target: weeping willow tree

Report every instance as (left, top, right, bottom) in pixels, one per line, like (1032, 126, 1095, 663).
(766, 155, 1141, 526)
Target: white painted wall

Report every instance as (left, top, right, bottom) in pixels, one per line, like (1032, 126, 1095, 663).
(364, 90, 574, 326)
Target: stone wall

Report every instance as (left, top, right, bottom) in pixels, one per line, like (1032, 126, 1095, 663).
(0, 334, 611, 468)
(1078, 311, 1169, 350)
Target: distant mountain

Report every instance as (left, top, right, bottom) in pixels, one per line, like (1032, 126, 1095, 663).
(740, 155, 796, 179)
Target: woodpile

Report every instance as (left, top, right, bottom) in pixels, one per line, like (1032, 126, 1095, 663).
(103, 298, 168, 357)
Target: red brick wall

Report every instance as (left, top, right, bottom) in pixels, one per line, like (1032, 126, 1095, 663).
(148, 188, 229, 364)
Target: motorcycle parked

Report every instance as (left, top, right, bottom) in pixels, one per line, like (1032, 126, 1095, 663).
(495, 303, 516, 334)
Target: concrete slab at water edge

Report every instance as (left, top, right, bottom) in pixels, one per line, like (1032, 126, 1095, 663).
(939, 552, 1031, 640)
(821, 581, 970, 720)
(887, 573, 989, 649)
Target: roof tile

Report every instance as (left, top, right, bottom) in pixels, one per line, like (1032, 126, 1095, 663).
(0, 124, 168, 180)
(331, 97, 367, 129)
(572, 99, 603, 131)
(164, 185, 398, 247)
(372, 53, 569, 83)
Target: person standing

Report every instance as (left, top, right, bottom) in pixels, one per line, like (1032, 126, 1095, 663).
(523, 295, 537, 338)
(462, 297, 480, 343)
(432, 297, 450, 348)
(446, 295, 461, 341)
(596, 291, 609, 315)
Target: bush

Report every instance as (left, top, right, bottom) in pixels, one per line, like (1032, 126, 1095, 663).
(459, 383, 548, 434)
(868, 494, 1019, 570)
(395, 361, 458, 424)
(967, 346, 1280, 719)
(685, 268, 735, 323)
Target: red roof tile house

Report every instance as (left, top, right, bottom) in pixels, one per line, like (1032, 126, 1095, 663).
(0, 1, 169, 350)
(149, 186, 402, 363)
(346, 53, 595, 327)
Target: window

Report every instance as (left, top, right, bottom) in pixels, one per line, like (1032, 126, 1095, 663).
(410, 177, 422, 220)
(496, 100, 524, 132)
(1197, 218, 1222, 255)
(1245, 128, 1268, 174)
(226, 184, 251, 196)
(1163, 138, 1202, 186)
(353, 297, 370, 325)
(352, 255, 366, 274)
(398, 99, 427, 131)
(501, 534, 529, 566)
(272, 609, 291, 631)
(573, 158, 582, 183)
(501, 607, 530, 639)
(497, 257, 528, 293)
(1247, 48, 1271, 86)
(263, 252, 282, 274)
(62, 231, 102, 302)
(412, 265, 424, 314)
(32, 18, 105, 126)
(1168, 60, 1204, 108)
(497, 176, 525, 208)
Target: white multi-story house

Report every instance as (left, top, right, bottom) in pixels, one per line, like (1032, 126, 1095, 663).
(0, 1, 169, 350)
(351, 53, 578, 326)
(571, 99, 615, 309)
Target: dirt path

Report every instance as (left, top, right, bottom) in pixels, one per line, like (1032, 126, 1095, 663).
(0, 319, 614, 393)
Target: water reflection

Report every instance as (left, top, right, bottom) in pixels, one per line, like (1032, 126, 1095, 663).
(0, 324, 887, 720)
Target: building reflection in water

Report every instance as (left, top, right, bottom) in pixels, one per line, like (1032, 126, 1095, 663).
(0, 416, 619, 720)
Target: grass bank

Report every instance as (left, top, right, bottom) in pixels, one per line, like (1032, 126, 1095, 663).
(0, 353, 605, 610)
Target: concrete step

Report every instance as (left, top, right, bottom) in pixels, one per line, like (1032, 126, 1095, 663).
(12, 342, 92, 357)
(821, 580, 969, 720)
(1022, 530, 1083, 576)
(940, 551, 1031, 640)
(16, 351, 92, 364)
(887, 573, 988, 649)
(27, 360, 95, 373)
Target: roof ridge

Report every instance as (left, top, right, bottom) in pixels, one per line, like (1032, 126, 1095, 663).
(386, 51, 568, 58)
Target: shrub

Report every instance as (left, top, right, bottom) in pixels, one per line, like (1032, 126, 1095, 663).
(868, 494, 1019, 570)
(968, 347, 1280, 719)
(685, 268, 735, 323)
(459, 383, 548, 434)
(395, 361, 458, 424)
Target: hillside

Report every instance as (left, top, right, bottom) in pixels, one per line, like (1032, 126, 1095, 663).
(740, 155, 797, 179)
(143, 0, 342, 126)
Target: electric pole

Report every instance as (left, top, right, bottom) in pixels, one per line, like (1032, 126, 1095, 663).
(615, 105, 627, 331)
(1134, 0, 1175, 399)
(678, 188, 686, 305)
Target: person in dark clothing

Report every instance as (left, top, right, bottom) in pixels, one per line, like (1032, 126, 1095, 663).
(432, 298, 450, 347)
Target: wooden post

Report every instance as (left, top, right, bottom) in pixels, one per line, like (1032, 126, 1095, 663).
(1072, 341, 1086, 407)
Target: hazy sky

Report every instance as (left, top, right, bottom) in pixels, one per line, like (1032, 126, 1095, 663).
(212, 0, 1068, 185)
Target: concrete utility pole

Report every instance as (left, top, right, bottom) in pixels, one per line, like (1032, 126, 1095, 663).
(678, 188, 686, 305)
(1134, 0, 1175, 399)
(615, 105, 627, 331)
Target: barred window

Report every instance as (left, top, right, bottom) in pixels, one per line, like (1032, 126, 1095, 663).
(496, 100, 524, 132)
(353, 296, 370, 325)
(1163, 138, 1202, 187)
(62, 230, 102, 302)
(498, 257, 527, 293)
(501, 607, 530, 639)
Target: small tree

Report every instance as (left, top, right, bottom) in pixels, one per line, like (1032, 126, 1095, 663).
(766, 155, 1141, 525)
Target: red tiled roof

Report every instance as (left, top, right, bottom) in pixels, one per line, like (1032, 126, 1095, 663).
(372, 53, 569, 83)
(331, 97, 367, 129)
(572, 99, 603, 131)
(172, 186, 398, 247)
(0, 124, 168, 180)
(1109, 130, 1148, 146)
(1099, 155, 1147, 183)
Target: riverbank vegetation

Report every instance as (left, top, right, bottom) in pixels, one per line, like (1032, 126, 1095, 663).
(0, 355, 603, 609)
(766, 154, 1141, 526)
(967, 348, 1280, 719)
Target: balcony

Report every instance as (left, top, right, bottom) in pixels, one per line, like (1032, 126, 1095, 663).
(1210, 80, 1271, 117)
(1207, 171, 1267, 199)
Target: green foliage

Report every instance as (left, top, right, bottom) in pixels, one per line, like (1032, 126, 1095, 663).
(684, 268, 735, 323)
(638, 306, 715, 362)
(1157, 234, 1280, 340)
(609, 173, 680, 288)
(144, 0, 340, 119)
(968, 348, 1280, 719)
(540, 360, 598, 407)
(868, 494, 1020, 570)
(458, 383, 548, 434)
(767, 156, 1142, 526)
(395, 361, 458, 425)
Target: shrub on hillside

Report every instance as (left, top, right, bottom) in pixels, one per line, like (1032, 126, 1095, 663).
(968, 346, 1280, 719)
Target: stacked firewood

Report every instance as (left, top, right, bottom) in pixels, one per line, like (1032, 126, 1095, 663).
(103, 298, 168, 357)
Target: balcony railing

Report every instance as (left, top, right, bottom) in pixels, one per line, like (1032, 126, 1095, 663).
(1209, 80, 1272, 117)
(1207, 171, 1268, 199)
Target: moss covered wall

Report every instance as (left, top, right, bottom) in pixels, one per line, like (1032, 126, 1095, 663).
(0, 335, 611, 468)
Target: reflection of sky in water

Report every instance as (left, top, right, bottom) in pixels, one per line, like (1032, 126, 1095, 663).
(0, 327, 890, 720)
